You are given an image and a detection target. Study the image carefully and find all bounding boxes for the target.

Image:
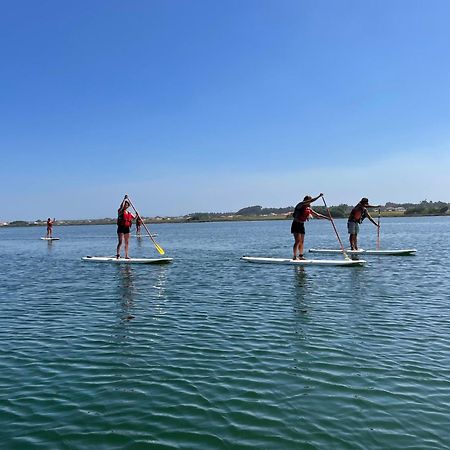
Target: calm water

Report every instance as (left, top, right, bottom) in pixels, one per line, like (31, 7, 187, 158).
(1, 217, 450, 449)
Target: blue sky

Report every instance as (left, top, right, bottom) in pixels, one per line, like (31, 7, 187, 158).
(1, 0, 450, 220)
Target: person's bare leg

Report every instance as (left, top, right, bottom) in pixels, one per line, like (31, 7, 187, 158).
(124, 234, 130, 258)
(293, 233, 301, 259)
(298, 234, 305, 259)
(349, 234, 358, 250)
(117, 233, 123, 258)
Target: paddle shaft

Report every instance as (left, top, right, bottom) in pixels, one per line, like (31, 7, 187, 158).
(322, 197, 349, 259)
(124, 196, 165, 255)
(376, 208, 381, 250)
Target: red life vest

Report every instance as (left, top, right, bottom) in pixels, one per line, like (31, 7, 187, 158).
(349, 205, 367, 223)
(117, 211, 133, 228)
(293, 205, 312, 222)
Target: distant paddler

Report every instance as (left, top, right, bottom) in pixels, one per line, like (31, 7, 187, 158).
(116, 196, 135, 259)
(46, 217, 56, 238)
(291, 193, 330, 260)
(347, 197, 380, 250)
(135, 215, 142, 236)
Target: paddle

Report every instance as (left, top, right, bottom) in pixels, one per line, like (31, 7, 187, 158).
(322, 196, 350, 260)
(376, 207, 381, 250)
(124, 195, 165, 255)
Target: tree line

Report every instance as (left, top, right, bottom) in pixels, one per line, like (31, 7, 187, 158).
(232, 201, 449, 218)
(4, 200, 449, 226)
(231, 201, 448, 218)
(186, 200, 449, 221)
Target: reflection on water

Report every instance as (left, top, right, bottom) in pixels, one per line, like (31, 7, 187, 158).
(294, 266, 308, 289)
(148, 266, 170, 321)
(115, 264, 170, 323)
(118, 265, 135, 322)
(135, 236, 144, 249)
(293, 267, 310, 314)
(348, 264, 367, 299)
(291, 266, 310, 346)
(153, 266, 168, 299)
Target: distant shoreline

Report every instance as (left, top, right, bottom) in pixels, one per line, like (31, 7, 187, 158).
(2, 211, 449, 228)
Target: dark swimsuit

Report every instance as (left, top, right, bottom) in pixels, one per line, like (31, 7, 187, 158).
(291, 204, 311, 235)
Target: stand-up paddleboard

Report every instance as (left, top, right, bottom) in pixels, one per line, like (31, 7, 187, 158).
(40, 237, 60, 241)
(82, 256, 172, 264)
(241, 256, 366, 267)
(309, 248, 416, 256)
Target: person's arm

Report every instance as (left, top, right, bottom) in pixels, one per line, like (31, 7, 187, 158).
(310, 209, 330, 220)
(298, 193, 324, 208)
(366, 211, 379, 227)
(118, 197, 128, 213)
(310, 193, 324, 204)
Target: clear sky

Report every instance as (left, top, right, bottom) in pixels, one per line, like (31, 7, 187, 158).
(1, 0, 450, 220)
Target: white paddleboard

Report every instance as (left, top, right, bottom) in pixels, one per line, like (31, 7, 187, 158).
(241, 256, 366, 266)
(309, 248, 416, 256)
(40, 237, 60, 241)
(82, 256, 172, 264)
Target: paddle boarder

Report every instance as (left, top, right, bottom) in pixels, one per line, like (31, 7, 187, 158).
(291, 193, 330, 260)
(135, 216, 142, 236)
(347, 198, 380, 250)
(46, 218, 55, 238)
(117, 196, 135, 259)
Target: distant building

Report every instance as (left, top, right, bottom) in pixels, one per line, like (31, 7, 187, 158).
(386, 207, 406, 212)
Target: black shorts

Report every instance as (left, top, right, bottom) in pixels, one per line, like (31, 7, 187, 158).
(291, 221, 305, 234)
(117, 225, 131, 234)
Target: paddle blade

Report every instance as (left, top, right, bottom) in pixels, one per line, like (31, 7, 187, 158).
(154, 242, 165, 255)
